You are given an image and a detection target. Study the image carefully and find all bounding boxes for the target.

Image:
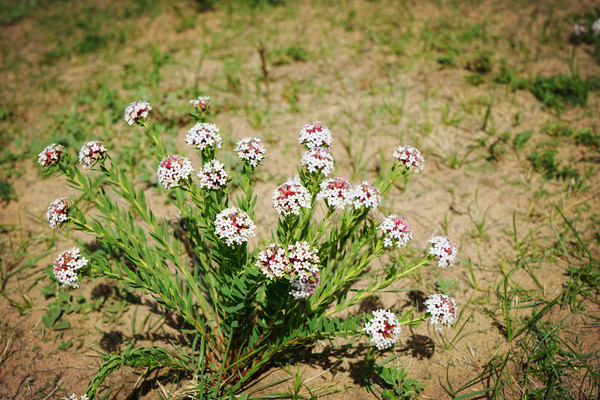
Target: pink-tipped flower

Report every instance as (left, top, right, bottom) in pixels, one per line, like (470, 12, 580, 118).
(317, 177, 353, 210)
(197, 159, 229, 190)
(352, 181, 381, 210)
(272, 178, 311, 216)
(46, 198, 71, 230)
(301, 147, 334, 176)
(393, 145, 424, 173)
(424, 294, 457, 328)
(378, 214, 412, 248)
(573, 22, 588, 37)
(214, 207, 256, 247)
(190, 96, 210, 112)
(363, 309, 401, 350)
(79, 141, 107, 169)
(429, 236, 457, 268)
(593, 19, 600, 36)
(124, 101, 152, 126)
(257, 243, 292, 279)
(38, 143, 65, 167)
(186, 123, 222, 150)
(235, 137, 266, 168)
(290, 271, 320, 299)
(157, 155, 194, 189)
(53, 247, 88, 288)
(299, 121, 332, 149)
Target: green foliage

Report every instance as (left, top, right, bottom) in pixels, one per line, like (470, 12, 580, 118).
(529, 74, 595, 112)
(513, 130, 532, 151)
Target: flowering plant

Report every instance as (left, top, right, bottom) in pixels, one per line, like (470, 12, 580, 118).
(39, 100, 460, 399)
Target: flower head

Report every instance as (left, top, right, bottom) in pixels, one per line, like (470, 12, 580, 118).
(299, 121, 332, 149)
(186, 123, 222, 150)
(64, 395, 89, 400)
(290, 272, 320, 299)
(363, 309, 401, 350)
(272, 178, 311, 216)
(46, 198, 71, 230)
(592, 19, 600, 36)
(424, 294, 457, 328)
(190, 96, 210, 112)
(214, 207, 256, 247)
(235, 137, 266, 168)
(124, 101, 152, 126)
(573, 22, 588, 37)
(53, 247, 88, 288)
(393, 145, 424, 173)
(257, 243, 292, 279)
(197, 159, 229, 190)
(79, 141, 107, 169)
(317, 177, 353, 210)
(429, 236, 457, 268)
(157, 155, 194, 189)
(378, 214, 412, 247)
(38, 143, 65, 167)
(352, 181, 381, 210)
(301, 147, 334, 176)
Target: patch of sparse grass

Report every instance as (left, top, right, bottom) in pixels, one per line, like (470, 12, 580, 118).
(529, 74, 595, 113)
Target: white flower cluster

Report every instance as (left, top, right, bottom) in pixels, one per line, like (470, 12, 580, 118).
(38, 143, 65, 167)
(186, 123, 222, 150)
(352, 181, 381, 210)
(317, 177, 353, 210)
(593, 19, 600, 36)
(299, 121, 332, 149)
(190, 96, 210, 112)
(124, 101, 152, 126)
(272, 178, 311, 216)
(301, 147, 334, 176)
(64, 394, 89, 400)
(197, 159, 229, 190)
(79, 140, 107, 169)
(257, 243, 292, 279)
(393, 145, 424, 173)
(46, 198, 71, 230)
(214, 207, 256, 247)
(378, 214, 412, 247)
(363, 309, 401, 350)
(573, 22, 587, 37)
(53, 247, 88, 288)
(157, 155, 194, 189)
(424, 294, 457, 328)
(429, 236, 457, 269)
(287, 241, 320, 299)
(235, 137, 266, 168)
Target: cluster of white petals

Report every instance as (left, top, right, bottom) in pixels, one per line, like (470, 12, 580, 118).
(287, 241, 320, 299)
(573, 22, 587, 37)
(235, 137, 266, 168)
(256, 244, 291, 279)
(79, 141, 107, 169)
(214, 207, 256, 247)
(424, 294, 457, 328)
(124, 101, 152, 126)
(352, 182, 381, 210)
(190, 96, 210, 112)
(38, 143, 65, 167)
(393, 145, 424, 173)
(299, 121, 332, 149)
(64, 395, 89, 400)
(157, 155, 194, 189)
(429, 236, 457, 268)
(363, 309, 401, 350)
(46, 198, 71, 230)
(186, 123, 222, 150)
(53, 247, 88, 288)
(378, 215, 412, 248)
(272, 178, 311, 216)
(593, 19, 600, 36)
(197, 159, 229, 190)
(317, 177, 353, 210)
(301, 147, 334, 176)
